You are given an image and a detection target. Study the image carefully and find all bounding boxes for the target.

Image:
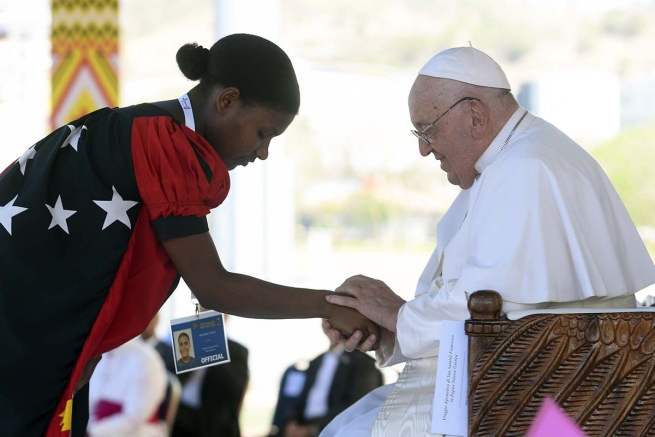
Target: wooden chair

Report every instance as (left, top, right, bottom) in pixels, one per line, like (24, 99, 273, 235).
(466, 290, 655, 436)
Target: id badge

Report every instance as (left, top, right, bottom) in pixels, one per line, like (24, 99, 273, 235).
(169, 310, 230, 374)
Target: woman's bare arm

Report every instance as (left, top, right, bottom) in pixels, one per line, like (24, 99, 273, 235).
(162, 232, 380, 346)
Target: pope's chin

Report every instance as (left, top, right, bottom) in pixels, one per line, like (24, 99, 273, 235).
(450, 174, 476, 190)
(440, 163, 460, 187)
(445, 171, 467, 188)
(446, 173, 460, 186)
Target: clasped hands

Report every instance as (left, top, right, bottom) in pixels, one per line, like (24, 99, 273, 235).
(324, 275, 406, 353)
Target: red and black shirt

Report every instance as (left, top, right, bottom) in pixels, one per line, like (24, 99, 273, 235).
(0, 104, 230, 437)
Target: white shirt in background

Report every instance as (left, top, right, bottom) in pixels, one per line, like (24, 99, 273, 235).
(88, 337, 168, 437)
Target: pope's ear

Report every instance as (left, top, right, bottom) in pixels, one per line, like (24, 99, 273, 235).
(469, 99, 487, 140)
(215, 87, 241, 114)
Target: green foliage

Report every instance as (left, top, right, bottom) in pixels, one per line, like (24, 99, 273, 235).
(602, 10, 647, 38)
(592, 124, 655, 228)
(301, 192, 398, 237)
(341, 192, 396, 228)
(280, 0, 655, 77)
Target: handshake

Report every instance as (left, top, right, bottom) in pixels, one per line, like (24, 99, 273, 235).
(322, 275, 406, 354)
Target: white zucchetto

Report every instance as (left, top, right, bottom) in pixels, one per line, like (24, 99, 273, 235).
(419, 47, 511, 90)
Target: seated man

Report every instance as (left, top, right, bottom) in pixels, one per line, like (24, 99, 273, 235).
(268, 323, 383, 437)
(321, 46, 655, 436)
(268, 362, 309, 436)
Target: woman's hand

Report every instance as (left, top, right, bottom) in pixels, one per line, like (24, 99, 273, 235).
(326, 304, 381, 351)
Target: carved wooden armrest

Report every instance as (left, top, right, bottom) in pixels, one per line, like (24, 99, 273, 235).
(466, 290, 655, 437)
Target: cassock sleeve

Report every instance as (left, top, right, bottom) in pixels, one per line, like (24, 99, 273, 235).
(395, 283, 547, 360)
(376, 332, 408, 367)
(130, 116, 228, 241)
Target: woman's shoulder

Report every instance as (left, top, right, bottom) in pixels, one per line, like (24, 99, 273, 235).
(111, 103, 178, 122)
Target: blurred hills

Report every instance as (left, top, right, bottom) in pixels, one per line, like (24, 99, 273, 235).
(280, 0, 655, 82)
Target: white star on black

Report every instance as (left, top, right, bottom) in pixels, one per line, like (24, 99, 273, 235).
(61, 125, 88, 151)
(17, 146, 36, 175)
(46, 195, 77, 234)
(0, 195, 27, 235)
(93, 186, 139, 230)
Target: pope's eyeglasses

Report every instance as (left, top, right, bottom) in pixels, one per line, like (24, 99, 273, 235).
(411, 97, 480, 144)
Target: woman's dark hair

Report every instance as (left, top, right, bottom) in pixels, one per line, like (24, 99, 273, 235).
(178, 332, 190, 343)
(176, 34, 300, 115)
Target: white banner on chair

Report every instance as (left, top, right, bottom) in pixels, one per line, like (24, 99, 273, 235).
(431, 320, 468, 436)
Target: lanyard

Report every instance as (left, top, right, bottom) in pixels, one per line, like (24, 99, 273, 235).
(179, 93, 199, 317)
(191, 293, 200, 319)
(178, 94, 196, 132)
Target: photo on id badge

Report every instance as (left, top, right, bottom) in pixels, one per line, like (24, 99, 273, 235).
(170, 310, 231, 374)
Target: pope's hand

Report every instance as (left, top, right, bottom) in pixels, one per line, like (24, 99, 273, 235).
(326, 275, 406, 332)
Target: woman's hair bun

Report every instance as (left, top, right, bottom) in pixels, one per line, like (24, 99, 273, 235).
(176, 43, 210, 81)
(176, 34, 300, 115)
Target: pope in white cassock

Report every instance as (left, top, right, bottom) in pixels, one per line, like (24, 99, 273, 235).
(320, 47, 655, 436)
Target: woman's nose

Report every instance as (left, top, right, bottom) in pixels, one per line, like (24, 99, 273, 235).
(257, 141, 270, 160)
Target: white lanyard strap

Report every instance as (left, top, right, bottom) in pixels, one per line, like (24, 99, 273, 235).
(178, 94, 196, 132)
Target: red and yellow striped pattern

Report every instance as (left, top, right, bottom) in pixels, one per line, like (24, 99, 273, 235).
(51, 0, 119, 129)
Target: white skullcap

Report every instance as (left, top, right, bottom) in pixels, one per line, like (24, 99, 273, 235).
(418, 47, 511, 90)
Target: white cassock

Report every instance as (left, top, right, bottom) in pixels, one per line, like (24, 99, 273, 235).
(321, 107, 655, 437)
(88, 337, 168, 437)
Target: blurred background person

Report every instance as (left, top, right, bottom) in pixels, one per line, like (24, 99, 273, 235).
(267, 323, 383, 437)
(87, 336, 168, 437)
(268, 361, 309, 436)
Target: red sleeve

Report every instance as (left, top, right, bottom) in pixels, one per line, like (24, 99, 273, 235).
(130, 116, 230, 220)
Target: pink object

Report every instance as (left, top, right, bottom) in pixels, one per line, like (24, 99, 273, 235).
(526, 397, 587, 437)
(93, 399, 159, 424)
(93, 399, 123, 421)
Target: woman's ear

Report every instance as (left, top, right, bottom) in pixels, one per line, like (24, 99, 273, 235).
(215, 87, 241, 114)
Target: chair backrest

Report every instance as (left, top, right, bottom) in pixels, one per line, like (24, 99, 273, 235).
(158, 371, 182, 435)
(466, 290, 655, 437)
